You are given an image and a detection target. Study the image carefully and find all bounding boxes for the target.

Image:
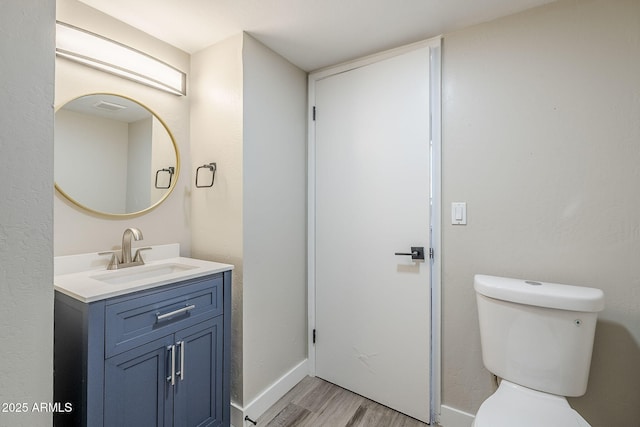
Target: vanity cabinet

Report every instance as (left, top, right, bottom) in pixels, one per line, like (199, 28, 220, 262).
(54, 271, 231, 427)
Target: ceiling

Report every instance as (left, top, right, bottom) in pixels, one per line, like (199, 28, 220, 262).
(79, 0, 555, 72)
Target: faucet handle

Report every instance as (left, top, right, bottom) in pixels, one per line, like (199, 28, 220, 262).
(98, 251, 121, 270)
(133, 247, 152, 263)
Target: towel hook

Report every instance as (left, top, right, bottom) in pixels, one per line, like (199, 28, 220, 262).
(195, 163, 216, 188)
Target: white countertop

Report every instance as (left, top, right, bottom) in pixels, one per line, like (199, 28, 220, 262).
(54, 244, 234, 303)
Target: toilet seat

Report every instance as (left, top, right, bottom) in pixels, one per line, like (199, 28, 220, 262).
(472, 380, 591, 427)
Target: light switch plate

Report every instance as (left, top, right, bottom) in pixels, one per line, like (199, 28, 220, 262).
(451, 202, 467, 225)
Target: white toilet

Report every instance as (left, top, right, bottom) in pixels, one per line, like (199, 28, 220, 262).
(473, 274, 604, 427)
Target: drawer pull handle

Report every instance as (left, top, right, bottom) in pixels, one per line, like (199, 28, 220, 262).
(156, 304, 196, 322)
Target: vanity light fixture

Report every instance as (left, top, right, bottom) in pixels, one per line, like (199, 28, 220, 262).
(55, 21, 186, 96)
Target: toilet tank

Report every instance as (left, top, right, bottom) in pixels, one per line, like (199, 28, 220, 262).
(474, 275, 604, 397)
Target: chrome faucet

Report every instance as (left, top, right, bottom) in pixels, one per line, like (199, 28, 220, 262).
(99, 227, 151, 270)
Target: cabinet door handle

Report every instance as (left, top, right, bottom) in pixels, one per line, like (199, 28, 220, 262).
(167, 344, 176, 386)
(156, 304, 196, 323)
(176, 341, 185, 381)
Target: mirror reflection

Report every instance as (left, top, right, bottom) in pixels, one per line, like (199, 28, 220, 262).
(55, 94, 179, 216)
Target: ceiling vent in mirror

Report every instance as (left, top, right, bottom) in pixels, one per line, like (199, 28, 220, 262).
(55, 21, 186, 96)
(93, 100, 127, 112)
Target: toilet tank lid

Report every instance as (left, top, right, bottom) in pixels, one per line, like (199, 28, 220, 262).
(474, 275, 604, 312)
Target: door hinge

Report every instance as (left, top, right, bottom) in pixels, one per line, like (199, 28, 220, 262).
(313, 329, 316, 344)
(312, 106, 316, 121)
(429, 248, 434, 259)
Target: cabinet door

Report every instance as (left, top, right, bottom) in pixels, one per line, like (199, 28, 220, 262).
(174, 318, 224, 427)
(104, 335, 175, 427)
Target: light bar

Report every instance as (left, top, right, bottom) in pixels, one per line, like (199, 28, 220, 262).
(56, 21, 186, 96)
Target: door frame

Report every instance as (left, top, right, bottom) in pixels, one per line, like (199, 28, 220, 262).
(307, 36, 442, 422)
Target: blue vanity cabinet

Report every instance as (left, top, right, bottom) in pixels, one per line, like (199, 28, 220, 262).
(104, 317, 224, 426)
(103, 334, 175, 426)
(54, 270, 231, 427)
(173, 318, 225, 426)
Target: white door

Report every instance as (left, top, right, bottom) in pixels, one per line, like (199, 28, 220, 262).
(314, 46, 431, 423)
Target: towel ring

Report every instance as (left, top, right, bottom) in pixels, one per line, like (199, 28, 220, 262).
(196, 163, 216, 188)
(155, 167, 175, 189)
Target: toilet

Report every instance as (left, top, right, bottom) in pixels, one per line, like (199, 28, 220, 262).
(473, 274, 604, 427)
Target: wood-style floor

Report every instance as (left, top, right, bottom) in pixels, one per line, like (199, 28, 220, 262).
(257, 376, 432, 427)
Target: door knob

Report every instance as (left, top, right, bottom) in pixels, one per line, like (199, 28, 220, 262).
(394, 246, 425, 260)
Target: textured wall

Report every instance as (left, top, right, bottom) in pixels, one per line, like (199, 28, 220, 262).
(0, 1, 55, 426)
(441, 0, 640, 425)
(55, 0, 192, 257)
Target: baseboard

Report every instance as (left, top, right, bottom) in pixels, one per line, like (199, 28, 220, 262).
(230, 359, 309, 427)
(438, 405, 475, 427)
(231, 402, 244, 427)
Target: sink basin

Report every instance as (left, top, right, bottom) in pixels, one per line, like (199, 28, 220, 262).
(90, 263, 198, 285)
(55, 246, 234, 303)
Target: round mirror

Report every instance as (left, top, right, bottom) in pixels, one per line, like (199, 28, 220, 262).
(55, 94, 180, 217)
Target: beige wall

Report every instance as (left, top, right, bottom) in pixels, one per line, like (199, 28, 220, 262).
(55, 0, 191, 256)
(190, 33, 308, 408)
(190, 34, 246, 403)
(242, 33, 308, 402)
(0, 1, 55, 426)
(441, 0, 640, 425)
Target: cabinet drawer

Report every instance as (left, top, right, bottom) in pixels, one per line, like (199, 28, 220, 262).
(105, 275, 223, 358)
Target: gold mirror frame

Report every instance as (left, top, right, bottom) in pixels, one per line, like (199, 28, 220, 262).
(54, 93, 180, 218)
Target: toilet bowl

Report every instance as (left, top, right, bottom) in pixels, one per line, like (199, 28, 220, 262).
(472, 380, 590, 427)
(473, 275, 604, 427)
